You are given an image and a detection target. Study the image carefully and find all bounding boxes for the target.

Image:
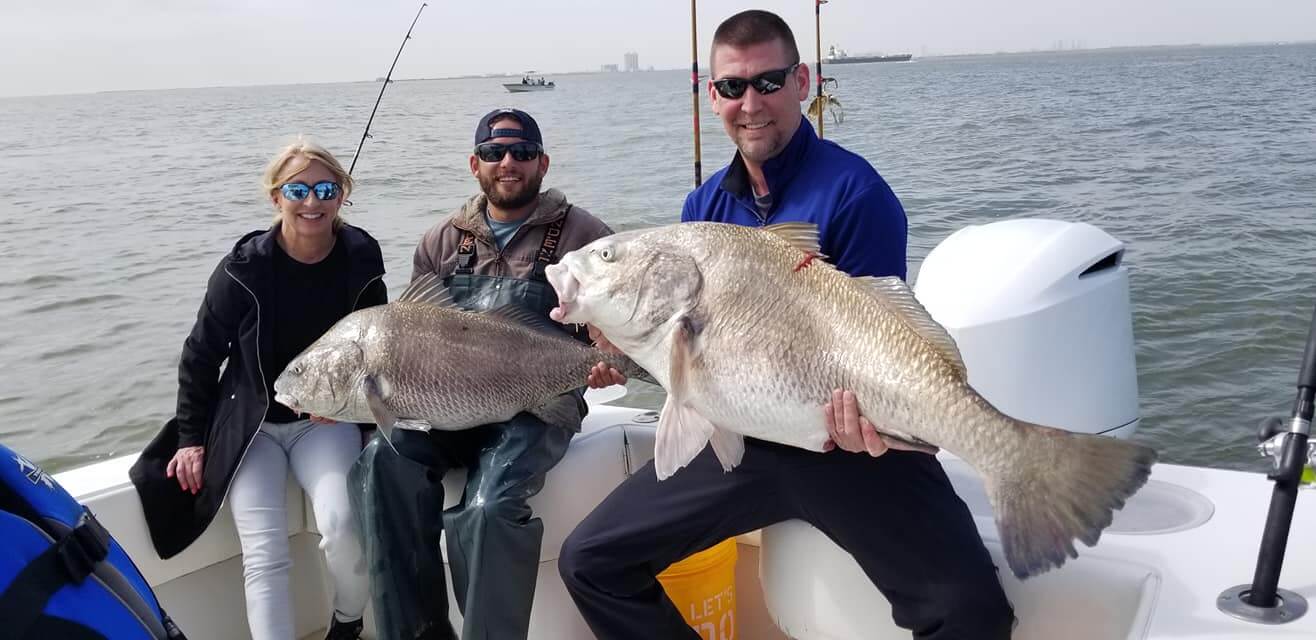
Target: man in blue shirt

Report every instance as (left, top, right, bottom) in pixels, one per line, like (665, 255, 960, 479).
(560, 10, 1014, 640)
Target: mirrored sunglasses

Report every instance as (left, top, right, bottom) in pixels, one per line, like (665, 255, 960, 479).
(712, 64, 800, 100)
(280, 181, 341, 202)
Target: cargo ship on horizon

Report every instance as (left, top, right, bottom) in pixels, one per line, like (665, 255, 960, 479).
(826, 45, 913, 64)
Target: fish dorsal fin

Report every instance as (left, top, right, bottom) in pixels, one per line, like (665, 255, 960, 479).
(485, 304, 569, 338)
(397, 272, 457, 307)
(857, 276, 966, 377)
(763, 222, 827, 259)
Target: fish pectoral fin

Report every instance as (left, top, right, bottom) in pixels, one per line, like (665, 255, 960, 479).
(654, 394, 715, 480)
(362, 374, 400, 448)
(653, 316, 714, 480)
(668, 314, 702, 393)
(707, 428, 745, 472)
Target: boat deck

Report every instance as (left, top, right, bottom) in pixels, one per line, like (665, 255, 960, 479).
(51, 391, 1316, 639)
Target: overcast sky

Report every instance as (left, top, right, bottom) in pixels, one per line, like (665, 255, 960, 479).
(2, 0, 1314, 98)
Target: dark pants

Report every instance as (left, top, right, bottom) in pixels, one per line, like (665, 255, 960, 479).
(348, 413, 573, 640)
(558, 440, 1015, 639)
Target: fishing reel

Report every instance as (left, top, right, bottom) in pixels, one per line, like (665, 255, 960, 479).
(1256, 416, 1316, 487)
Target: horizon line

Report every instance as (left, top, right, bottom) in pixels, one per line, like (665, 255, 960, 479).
(3, 38, 1313, 101)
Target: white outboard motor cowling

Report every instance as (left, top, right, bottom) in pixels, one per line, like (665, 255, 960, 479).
(913, 218, 1139, 438)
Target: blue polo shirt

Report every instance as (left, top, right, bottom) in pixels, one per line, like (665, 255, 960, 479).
(681, 117, 907, 280)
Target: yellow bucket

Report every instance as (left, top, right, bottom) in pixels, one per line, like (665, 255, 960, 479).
(657, 538, 738, 640)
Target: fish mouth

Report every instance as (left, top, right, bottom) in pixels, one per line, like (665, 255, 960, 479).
(545, 263, 579, 323)
(274, 392, 300, 412)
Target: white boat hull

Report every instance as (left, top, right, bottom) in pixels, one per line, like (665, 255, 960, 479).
(503, 84, 554, 93)
(53, 389, 1316, 639)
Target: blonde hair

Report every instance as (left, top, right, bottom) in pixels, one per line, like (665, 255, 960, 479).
(262, 136, 354, 230)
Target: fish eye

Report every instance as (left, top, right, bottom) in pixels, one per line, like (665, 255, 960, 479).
(599, 247, 615, 262)
(292, 364, 302, 375)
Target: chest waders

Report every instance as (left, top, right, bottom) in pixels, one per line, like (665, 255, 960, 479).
(348, 213, 580, 640)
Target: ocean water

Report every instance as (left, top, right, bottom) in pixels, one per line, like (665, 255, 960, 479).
(1, 43, 1313, 473)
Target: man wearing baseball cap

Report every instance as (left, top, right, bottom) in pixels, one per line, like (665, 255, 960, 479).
(348, 108, 613, 640)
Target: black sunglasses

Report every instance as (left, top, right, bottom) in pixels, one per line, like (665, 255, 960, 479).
(712, 64, 800, 100)
(474, 141, 543, 163)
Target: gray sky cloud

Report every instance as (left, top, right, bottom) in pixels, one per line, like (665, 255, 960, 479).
(2, 0, 1313, 97)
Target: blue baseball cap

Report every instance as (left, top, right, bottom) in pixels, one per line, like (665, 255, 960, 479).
(474, 108, 543, 146)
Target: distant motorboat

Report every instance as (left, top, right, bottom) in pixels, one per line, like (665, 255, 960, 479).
(826, 45, 913, 64)
(506, 73, 556, 92)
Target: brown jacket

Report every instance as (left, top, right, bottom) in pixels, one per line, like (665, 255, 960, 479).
(413, 188, 612, 283)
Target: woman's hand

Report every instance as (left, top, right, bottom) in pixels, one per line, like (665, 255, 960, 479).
(167, 446, 205, 494)
(308, 414, 337, 425)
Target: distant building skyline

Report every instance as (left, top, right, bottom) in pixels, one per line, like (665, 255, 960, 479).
(624, 52, 640, 73)
(2, 0, 1314, 97)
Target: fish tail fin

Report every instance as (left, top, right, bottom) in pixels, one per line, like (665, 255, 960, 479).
(987, 422, 1157, 580)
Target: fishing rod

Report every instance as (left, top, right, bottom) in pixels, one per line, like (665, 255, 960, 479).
(1218, 301, 1316, 623)
(348, 2, 428, 176)
(814, 0, 827, 138)
(690, 0, 702, 187)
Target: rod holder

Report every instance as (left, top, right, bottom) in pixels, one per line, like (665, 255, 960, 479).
(1218, 585, 1307, 624)
(1218, 302, 1316, 624)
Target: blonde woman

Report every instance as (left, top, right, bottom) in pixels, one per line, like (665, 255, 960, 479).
(131, 139, 385, 640)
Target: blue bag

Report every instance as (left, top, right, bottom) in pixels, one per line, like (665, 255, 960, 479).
(0, 443, 185, 639)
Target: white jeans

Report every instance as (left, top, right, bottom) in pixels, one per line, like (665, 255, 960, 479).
(228, 419, 367, 640)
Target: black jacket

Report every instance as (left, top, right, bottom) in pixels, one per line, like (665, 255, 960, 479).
(130, 223, 387, 559)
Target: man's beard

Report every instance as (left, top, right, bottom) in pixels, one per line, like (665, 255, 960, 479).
(480, 170, 543, 210)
